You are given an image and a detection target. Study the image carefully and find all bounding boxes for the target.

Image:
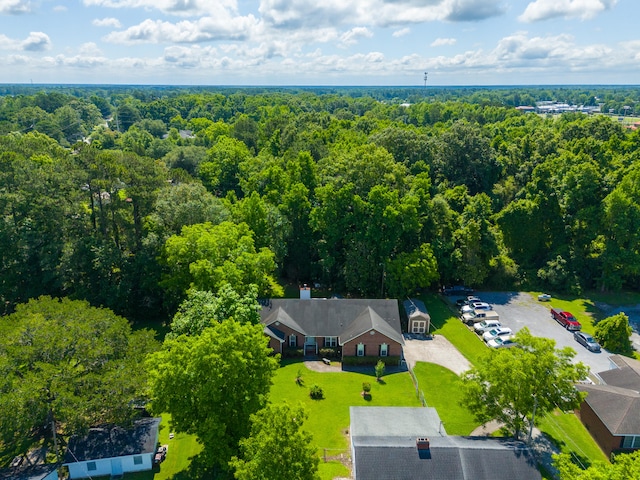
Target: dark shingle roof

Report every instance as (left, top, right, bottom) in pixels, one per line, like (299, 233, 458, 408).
(340, 306, 404, 345)
(353, 438, 540, 480)
(577, 384, 640, 434)
(599, 355, 640, 391)
(578, 355, 640, 435)
(260, 299, 403, 345)
(350, 407, 540, 480)
(63, 417, 160, 464)
(0, 465, 58, 480)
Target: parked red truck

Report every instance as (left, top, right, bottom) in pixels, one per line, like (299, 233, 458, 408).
(551, 308, 581, 331)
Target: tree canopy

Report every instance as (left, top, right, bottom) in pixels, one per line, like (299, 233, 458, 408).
(230, 403, 320, 480)
(0, 296, 158, 453)
(461, 328, 589, 439)
(554, 451, 640, 480)
(146, 318, 279, 472)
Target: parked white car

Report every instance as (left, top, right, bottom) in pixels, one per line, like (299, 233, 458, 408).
(474, 319, 501, 334)
(487, 336, 517, 348)
(483, 327, 513, 342)
(460, 302, 491, 314)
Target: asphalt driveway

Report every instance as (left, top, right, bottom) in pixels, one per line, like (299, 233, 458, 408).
(449, 291, 640, 377)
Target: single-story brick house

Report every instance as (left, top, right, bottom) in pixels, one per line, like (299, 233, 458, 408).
(577, 355, 640, 457)
(63, 417, 160, 479)
(260, 291, 404, 362)
(350, 407, 541, 480)
(403, 298, 430, 334)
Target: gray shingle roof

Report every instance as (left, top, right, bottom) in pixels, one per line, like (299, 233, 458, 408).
(578, 355, 640, 435)
(260, 299, 403, 345)
(353, 439, 539, 480)
(403, 299, 430, 320)
(340, 306, 404, 346)
(63, 417, 160, 464)
(577, 384, 640, 434)
(350, 407, 540, 480)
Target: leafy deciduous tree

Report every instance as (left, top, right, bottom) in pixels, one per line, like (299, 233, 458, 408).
(230, 403, 320, 480)
(147, 319, 279, 472)
(168, 284, 260, 338)
(461, 328, 588, 439)
(594, 313, 633, 354)
(554, 450, 640, 480)
(0, 296, 158, 452)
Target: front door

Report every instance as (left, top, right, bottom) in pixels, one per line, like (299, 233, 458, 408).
(304, 336, 317, 355)
(111, 458, 123, 477)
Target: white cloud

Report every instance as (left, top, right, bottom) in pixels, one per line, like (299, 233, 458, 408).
(340, 27, 373, 47)
(93, 17, 122, 28)
(82, 0, 238, 17)
(79, 42, 103, 55)
(392, 28, 410, 38)
(431, 37, 457, 46)
(53, 5, 67, 12)
(104, 15, 259, 44)
(519, 0, 618, 23)
(0, 0, 31, 14)
(259, 0, 506, 29)
(22, 31, 52, 51)
(0, 31, 51, 53)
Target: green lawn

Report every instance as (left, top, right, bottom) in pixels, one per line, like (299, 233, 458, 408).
(153, 414, 202, 480)
(270, 360, 420, 480)
(538, 410, 608, 468)
(412, 362, 481, 435)
(421, 292, 488, 366)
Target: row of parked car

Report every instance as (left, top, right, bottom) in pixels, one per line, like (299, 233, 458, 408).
(456, 295, 516, 349)
(454, 291, 602, 353)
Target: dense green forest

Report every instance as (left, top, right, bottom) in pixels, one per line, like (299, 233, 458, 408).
(1, 85, 639, 321)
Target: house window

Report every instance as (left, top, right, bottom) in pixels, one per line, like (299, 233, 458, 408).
(134, 456, 143, 465)
(325, 337, 337, 347)
(623, 436, 640, 449)
(380, 343, 388, 357)
(305, 336, 316, 345)
(412, 321, 426, 334)
(289, 334, 297, 347)
(87, 462, 97, 471)
(357, 343, 365, 357)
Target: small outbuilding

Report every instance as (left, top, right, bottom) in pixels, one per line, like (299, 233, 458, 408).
(403, 299, 430, 335)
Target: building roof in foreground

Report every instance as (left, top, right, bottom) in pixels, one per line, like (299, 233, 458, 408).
(350, 407, 540, 480)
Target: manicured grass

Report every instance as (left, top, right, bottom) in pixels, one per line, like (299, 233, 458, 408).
(271, 360, 420, 452)
(317, 460, 350, 480)
(153, 414, 202, 480)
(420, 292, 488, 366)
(412, 362, 481, 435)
(538, 410, 608, 468)
(537, 295, 599, 334)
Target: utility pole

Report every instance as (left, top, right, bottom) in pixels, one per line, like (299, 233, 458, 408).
(527, 396, 538, 444)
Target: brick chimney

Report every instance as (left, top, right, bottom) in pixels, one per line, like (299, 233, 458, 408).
(416, 437, 430, 451)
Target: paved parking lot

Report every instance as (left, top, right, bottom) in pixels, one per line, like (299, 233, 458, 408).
(448, 291, 640, 377)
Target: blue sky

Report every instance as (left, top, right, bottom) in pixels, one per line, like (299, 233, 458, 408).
(0, 0, 638, 85)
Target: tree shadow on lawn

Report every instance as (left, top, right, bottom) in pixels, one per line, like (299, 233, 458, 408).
(538, 429, 593, 470)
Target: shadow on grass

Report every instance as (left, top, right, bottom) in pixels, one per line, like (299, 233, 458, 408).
(540, 429, 592, 469)
(163, 453, 233, 480)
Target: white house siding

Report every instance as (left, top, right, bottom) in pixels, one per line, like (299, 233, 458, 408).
(67, 453, 153, 479)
